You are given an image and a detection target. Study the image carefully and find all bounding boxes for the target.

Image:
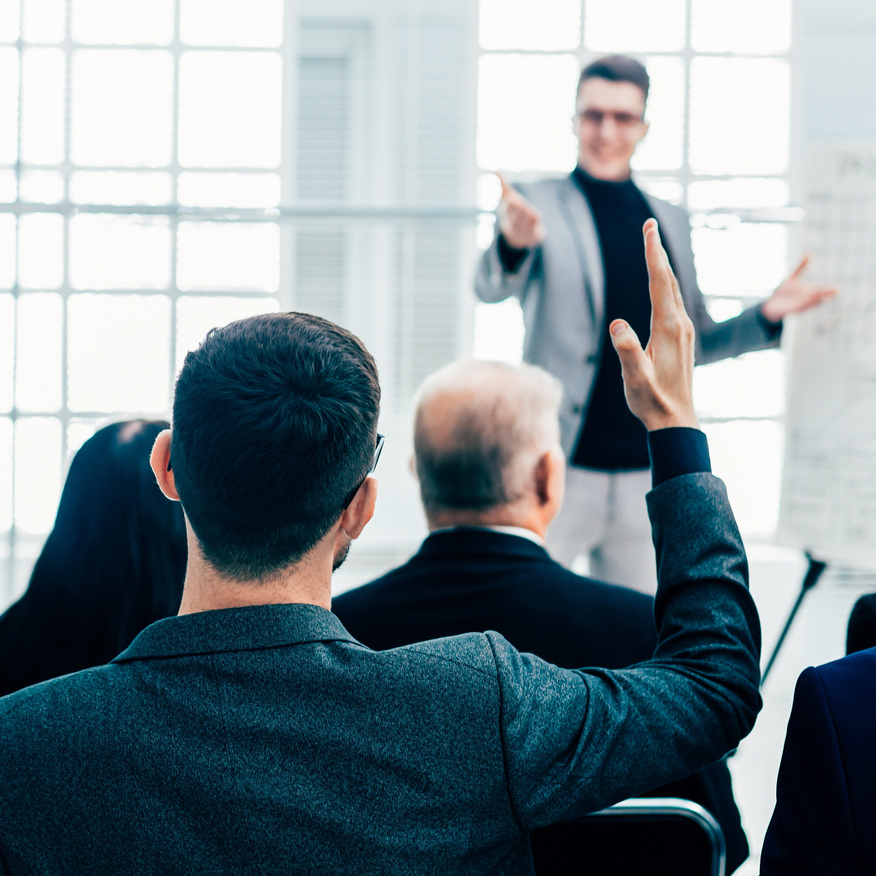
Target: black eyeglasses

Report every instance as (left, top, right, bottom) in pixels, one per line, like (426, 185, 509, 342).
(342, 433, 385, 509)
(576, 109, 645, 129)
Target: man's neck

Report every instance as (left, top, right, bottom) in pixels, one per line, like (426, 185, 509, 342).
(426, 506, 548, 541)
(177, 538, 332, 616)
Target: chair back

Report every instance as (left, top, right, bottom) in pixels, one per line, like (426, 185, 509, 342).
(530, 797, 726, 876)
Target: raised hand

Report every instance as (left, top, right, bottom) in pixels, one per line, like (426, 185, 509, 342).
(760, 256, 838, 323)
(610, 218, 699, 431)
(497, 173, 546, 250)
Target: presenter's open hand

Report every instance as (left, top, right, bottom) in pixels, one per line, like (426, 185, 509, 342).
(759, 256, 838, 323)
(611, 218, 699, 432)
(497, 173, 546, 250)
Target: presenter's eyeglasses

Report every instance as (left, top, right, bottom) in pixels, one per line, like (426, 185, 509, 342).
(341, 433, 385, 509)
(576, 109, 645, 130)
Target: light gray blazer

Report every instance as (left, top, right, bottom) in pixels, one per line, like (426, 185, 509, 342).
(474, 174, 781, 455)
(0, 473, 761, 875)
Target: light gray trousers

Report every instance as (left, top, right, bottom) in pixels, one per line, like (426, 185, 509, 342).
(547, 467, 657, 594)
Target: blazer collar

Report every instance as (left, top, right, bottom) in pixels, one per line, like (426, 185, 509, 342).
(113, 603, 359, 663)
(416, 527, 551, 561)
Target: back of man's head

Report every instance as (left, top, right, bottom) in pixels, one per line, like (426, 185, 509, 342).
(413, 360, 562, 522)
(170, 312, 381, 581)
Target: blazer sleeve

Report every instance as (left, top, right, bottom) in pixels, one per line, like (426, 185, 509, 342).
(660, 202, 782, 365)
(473, 184, 543, 305)
(491, 472, 762, 830)
(760, 666, 856, 875)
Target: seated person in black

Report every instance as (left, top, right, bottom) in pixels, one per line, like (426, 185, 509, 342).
(847, 592, 876, 654)
(333, 358, 749, 873)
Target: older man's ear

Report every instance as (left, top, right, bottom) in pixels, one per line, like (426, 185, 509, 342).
(535, 449, 565, 515)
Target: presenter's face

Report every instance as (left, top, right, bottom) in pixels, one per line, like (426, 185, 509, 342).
(574, 78, 648, 181)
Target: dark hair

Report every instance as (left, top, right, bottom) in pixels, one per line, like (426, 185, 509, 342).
(170, 312, 381, 581)
(0, 420, 187, 697)
(578, 54, 650, 103)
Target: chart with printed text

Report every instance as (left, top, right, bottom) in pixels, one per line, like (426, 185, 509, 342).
(778, 146, 876, 564)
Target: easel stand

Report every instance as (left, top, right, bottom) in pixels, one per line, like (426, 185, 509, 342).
(761, 553, 827, 686)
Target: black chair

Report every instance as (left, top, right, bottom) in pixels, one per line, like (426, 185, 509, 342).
(531, 797, 727, 876)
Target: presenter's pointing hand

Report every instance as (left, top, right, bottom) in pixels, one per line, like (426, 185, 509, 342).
(760, 256, 838, 323)
(611, 218, 699, 432)
(497, 173, 546, 250)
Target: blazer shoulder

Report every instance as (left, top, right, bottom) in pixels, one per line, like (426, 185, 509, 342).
(513, 175, 574, 205)
(398, 630, 523, 682)
(815, 647, 876, 697)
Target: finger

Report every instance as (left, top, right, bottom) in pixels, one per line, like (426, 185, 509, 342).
(497, 172, 513, 200)
(643, 219, 677, 322)
(507, 199, 542, 225)
(610, 319, 647, 378)
(790, 255, 810, 279)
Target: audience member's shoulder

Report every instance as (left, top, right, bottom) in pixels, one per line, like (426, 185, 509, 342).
(551, 561, 654, 611)
(0, 663, 118, 743)
(333, 571, 400, 609)
(393, 631, 501, 679)
(817, 645, 876, 687)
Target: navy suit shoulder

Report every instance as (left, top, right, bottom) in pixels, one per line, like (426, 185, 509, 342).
(761, 647, 876, 875)
(333, 529, 658, 669)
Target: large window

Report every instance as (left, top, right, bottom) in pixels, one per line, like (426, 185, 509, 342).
(0, 0, 796, 602)
(0, 0, 480, 601)
(474, 0, 795, 539)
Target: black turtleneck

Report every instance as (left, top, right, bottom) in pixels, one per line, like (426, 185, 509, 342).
(570, 166, 673, 471)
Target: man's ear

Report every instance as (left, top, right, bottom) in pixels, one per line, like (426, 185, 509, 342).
(339, 476, 378, 540)
(150, 429, 180, 501)
(535, 449, 565, 512)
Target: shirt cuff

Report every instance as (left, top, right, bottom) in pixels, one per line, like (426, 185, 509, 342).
(648, 427, 711, 488)
(496, 233, 529, 273)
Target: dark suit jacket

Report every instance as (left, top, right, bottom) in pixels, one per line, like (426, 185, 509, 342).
(334, 527, 749, 872)
(0, 474, 761, 875)
(846, 592, 876, 654)
(760, 647, 876, 875)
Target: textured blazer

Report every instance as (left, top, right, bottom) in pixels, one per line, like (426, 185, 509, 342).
(760, 647, 876, 875)
(333, 527, 749, 872)
(0, 474, 761, 876)
(474, 174, 781, 455)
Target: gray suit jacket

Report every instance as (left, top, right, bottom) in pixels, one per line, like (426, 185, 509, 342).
(475, 174, 781, 455)
(0, 474, 761, 875)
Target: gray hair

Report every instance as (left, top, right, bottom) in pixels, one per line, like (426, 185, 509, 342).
(413, 359, 563, 514)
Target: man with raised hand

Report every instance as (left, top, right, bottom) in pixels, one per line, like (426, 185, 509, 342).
(334, 352, 749, 869)
(0, 221, 760, 875)
(476, 53, 836, 592)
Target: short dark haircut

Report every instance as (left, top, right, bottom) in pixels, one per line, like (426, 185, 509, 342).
(170, 312, 380, 581)
(578, 54, 650, 103)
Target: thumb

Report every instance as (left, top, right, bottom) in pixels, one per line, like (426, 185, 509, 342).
(610, 319, 647, 380)
(790, 255, 810, 279)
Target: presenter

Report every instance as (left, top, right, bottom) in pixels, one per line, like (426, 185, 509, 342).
(475, 54, 836, 592)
